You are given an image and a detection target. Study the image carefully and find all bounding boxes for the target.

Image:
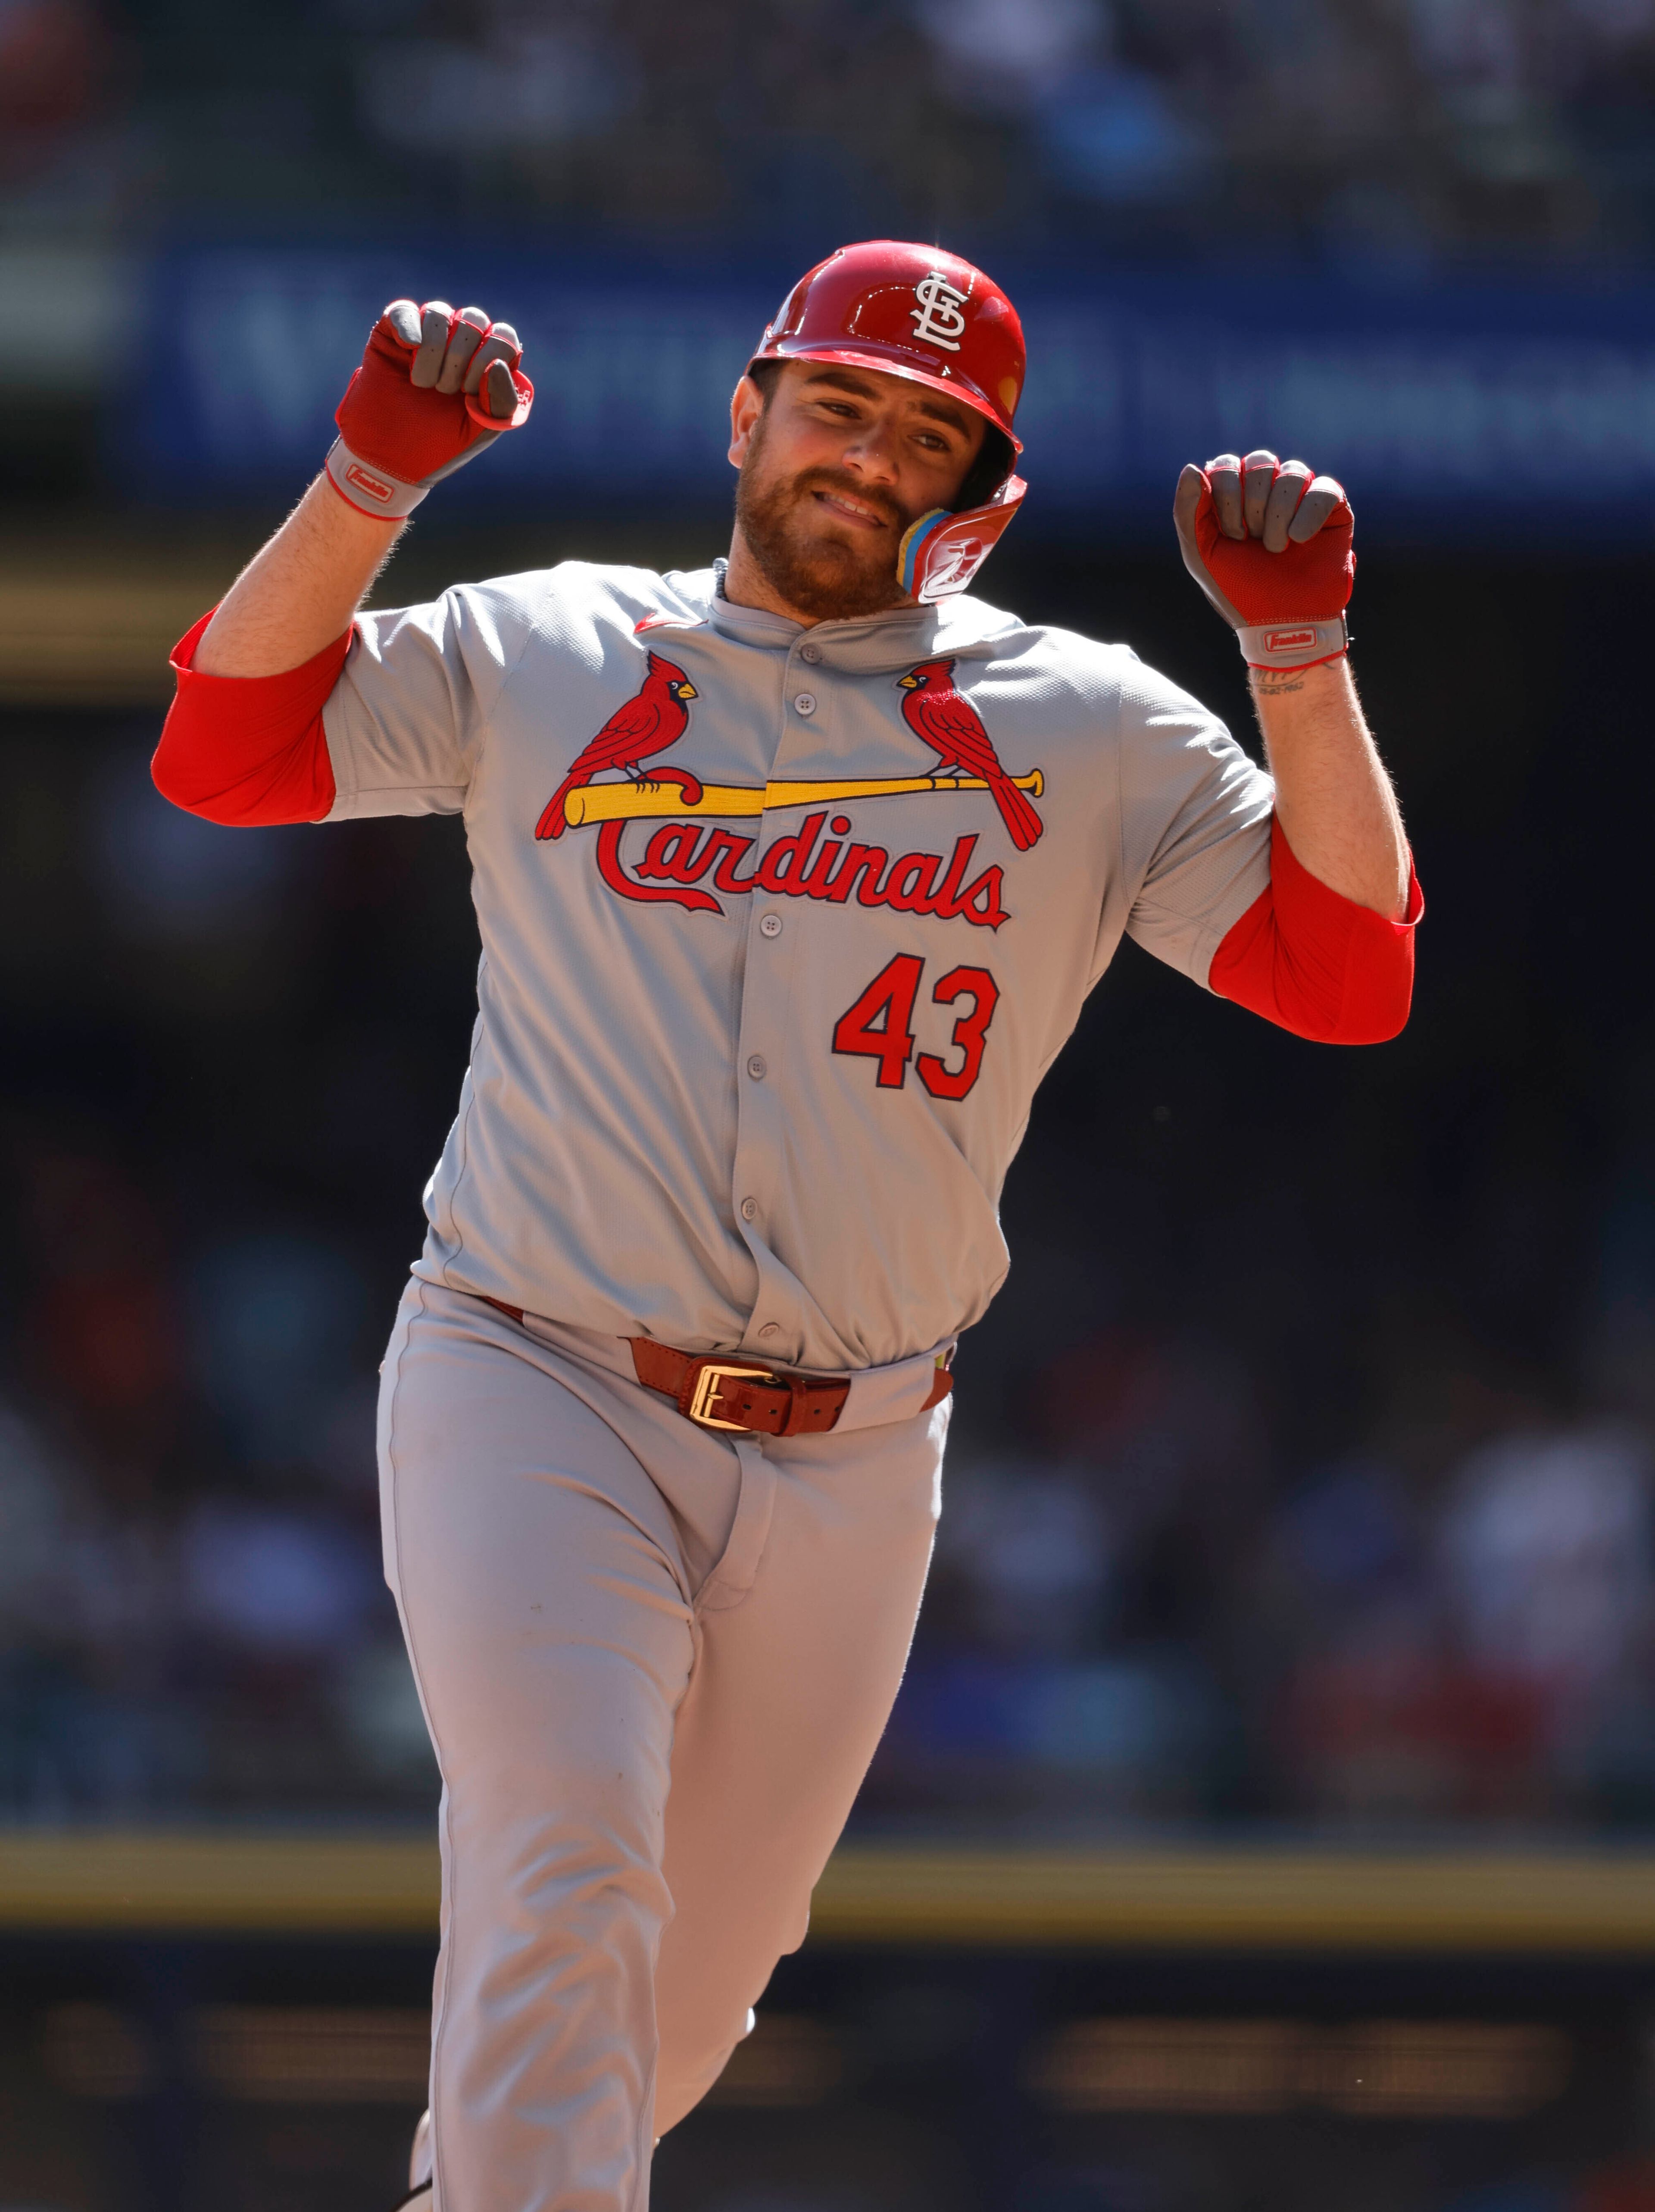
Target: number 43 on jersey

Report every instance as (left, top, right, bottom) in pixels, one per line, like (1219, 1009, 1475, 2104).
(832, 955, 999, 1100)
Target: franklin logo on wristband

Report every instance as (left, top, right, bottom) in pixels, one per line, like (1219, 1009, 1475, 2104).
(1264, 627, 1317, 655)
(345, 462, 396, 506)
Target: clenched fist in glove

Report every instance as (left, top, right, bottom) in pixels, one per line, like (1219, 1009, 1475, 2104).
(1174, 450, 1352, 674)
(326, 299, 534, 520)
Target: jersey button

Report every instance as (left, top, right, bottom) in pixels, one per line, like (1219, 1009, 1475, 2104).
(793, 691, 817, 717)
(740, 1197, 759, 1222)
(759, 913, 783, 939)
(799, 643, 822, 664)
(758, 1323, 781, 1341)
(747, 1054, 768, 1080)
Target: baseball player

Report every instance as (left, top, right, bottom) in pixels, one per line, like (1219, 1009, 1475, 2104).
(153, 244, 1419, 2211)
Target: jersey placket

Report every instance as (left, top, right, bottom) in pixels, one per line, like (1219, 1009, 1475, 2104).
(727, 639, 825, 1366)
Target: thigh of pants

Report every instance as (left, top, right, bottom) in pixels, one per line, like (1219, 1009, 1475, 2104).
(378, 1279, 947, 2212)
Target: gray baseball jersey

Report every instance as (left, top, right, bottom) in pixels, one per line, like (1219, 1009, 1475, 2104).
(322, 560, 1273, 1372)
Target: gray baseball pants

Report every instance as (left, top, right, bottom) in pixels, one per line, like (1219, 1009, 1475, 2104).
(377, 1278, 950, 2212)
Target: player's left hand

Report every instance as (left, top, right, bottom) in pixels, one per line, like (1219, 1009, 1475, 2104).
(1173, 450, 1353, 673)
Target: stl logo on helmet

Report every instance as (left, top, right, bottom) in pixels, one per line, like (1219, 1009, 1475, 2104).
(910, 272, 968, 353)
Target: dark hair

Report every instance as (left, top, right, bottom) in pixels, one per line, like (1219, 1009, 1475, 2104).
(744, 358, 1012, 513)
(746, 359, 786, 406)
(956, 426, 1015, 511)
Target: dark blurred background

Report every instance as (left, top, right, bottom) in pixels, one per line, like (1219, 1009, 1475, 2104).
(7, 4, 1655, 2210)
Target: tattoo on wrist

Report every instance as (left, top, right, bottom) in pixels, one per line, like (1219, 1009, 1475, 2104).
(1250, 669, 1306, 696)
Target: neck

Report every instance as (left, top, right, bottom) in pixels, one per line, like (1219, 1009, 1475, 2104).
(721, 527, 813, 623)
(721, 523, 918, 628)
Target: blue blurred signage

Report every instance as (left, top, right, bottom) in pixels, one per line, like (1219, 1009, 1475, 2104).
(132, 247, 1655, 540)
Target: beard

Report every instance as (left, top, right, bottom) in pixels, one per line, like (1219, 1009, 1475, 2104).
(734, 430, 919, 622)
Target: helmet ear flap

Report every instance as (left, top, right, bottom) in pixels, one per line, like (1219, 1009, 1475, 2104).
(956, 426, 1016, 513)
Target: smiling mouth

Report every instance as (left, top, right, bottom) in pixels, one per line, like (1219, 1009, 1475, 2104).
(812, 488, 890, 531)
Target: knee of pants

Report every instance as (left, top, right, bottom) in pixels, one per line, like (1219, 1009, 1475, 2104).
(441, 1704, 674, 1942)
(443, 1800, 674, 2002)
(445, 1746, 672, 1903)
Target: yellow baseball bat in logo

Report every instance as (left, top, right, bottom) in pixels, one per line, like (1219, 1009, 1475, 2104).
(561, 770, 1044, 828)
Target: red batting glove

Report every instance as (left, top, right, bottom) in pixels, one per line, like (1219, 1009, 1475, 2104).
(326, 298, 534, 520)
(1173, 449, 1353, 673)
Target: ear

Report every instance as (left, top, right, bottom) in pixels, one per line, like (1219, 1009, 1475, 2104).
(729, 373, 766, 469)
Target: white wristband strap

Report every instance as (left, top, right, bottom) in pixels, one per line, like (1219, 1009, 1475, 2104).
(325, 437, 429, 519)
(1236, 615, 1348, 670)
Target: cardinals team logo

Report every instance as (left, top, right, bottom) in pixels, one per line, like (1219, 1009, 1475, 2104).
(535, 652, 699, 840)
(895, 657, 1042, 850)
(910, 271, 969, 353)
(537, 645, 1043, 925)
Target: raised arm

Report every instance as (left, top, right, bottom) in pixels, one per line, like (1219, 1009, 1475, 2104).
(195, 478, 405, 677)
(200, 298, 531, 676)
(1174, 449, 1420, 1042)
(1248, 655, 1406, 917)
(1175, 448, 1406, 918)
(156, 298, 533, 822)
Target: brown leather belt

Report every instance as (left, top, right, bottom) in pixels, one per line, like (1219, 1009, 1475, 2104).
(479, 1298, 950, 1439)
(629, 1338, 851, 1436)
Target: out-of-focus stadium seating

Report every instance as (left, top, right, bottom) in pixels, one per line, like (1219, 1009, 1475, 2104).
(11, 0, 1655, 253)
(11, 13, 1655, 2212)
(5, 0, 1655, 1841)
(2, 528, 1652, 1843)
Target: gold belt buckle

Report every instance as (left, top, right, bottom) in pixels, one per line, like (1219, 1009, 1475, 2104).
(686, 1359, 775, 1431)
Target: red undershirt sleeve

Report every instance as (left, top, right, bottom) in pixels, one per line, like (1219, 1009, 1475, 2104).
(150, 608, 348, 826)
(1208, 815, 1423, 1045)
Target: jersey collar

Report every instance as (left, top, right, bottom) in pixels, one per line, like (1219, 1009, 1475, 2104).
(680, 563, 1021, 673)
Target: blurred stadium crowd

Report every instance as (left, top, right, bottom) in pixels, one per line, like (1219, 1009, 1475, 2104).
(2, 0, 1654, 1846)
(7, 0, 1655, 256)
(3, 569, 1653, 1837)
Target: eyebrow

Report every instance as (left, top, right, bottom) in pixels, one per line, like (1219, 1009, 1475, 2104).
(798, 367, 975, 437)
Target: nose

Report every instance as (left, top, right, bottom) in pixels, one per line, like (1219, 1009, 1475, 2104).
(840, 416, 899, 486)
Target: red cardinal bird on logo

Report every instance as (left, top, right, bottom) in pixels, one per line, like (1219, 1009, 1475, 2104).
(535, 653, 701, 840)
(896, 658, 1043, 851)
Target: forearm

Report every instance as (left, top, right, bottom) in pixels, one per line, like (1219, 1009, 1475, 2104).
(196, 476, 405, 677)
(1250, 657, 1408, 921)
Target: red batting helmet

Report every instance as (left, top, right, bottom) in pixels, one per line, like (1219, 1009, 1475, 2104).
(748, 241, 1028, 603)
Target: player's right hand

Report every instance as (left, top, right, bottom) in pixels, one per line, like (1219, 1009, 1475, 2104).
(326, 299, 534, 520)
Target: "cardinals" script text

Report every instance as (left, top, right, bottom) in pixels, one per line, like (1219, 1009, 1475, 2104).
(594, 810, 1011, 928)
